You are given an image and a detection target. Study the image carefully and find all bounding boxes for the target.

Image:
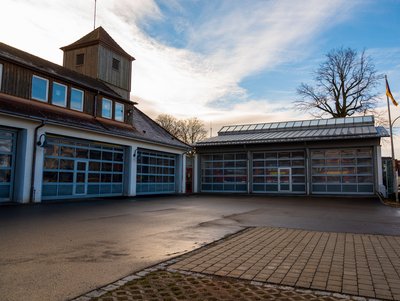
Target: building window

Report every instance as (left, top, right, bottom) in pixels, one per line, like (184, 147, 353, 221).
(31, 75, 49, 102)
(112, 58, 120, 71)
(114, 102, 124, 122)
(0, 63, 3, 91)
(76, 54, 84, 65)
(102, 98, 112, 119)
(70, 88, 84, 111)
(52, 82, 67, 107)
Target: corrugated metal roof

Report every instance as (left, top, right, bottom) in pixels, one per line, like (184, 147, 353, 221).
(196, 116, 389, 147)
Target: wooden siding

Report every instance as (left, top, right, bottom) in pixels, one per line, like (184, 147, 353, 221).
(103, 83, 129, 100)
(84, 90, 95, 115)
(98, 46, 131, 92)
(0, 61, 31, 98)
(0, 59, 134, 125)
(62, 45, 99, 79)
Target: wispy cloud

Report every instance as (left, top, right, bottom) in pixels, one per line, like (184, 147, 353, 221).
(2, 0, 360, 124)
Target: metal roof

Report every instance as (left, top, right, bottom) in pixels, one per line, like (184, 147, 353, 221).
(196, 116, 389, 146)
(219, 116, 374, 134)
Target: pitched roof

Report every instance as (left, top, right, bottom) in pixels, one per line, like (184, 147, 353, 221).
(196, 116, 389, 146)
(60, 27, 134, 61)
(0, 42, 125, 100)
(0, 93, 189, 150)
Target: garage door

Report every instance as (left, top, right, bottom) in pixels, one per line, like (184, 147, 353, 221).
(200, 153, 247, 192)
(0, 129, 16, 202)
(311, 148, 374, 194)
(252, 151, 306, 193)
(136, 149, 177, 195)
(42, 136, 125, 200)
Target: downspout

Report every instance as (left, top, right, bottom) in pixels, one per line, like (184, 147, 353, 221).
(30, 120, 46, 203)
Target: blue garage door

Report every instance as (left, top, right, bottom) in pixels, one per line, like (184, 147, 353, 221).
(136, 149, 177, 195)
(42, 136, 125, 200)
(0, 129, 16, 202)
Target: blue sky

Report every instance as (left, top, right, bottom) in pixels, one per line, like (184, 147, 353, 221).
(1, 0, 400, 155)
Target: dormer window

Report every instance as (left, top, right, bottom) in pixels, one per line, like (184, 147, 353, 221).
(112, 58, 120, 71)
(102, 98, 112, 119)
(76, 53, 84, 65)
(70, 88, 84, 111)
(115, 102, 124, 122)
(52, 82, 67, 107)
(31, 75, 49, 102)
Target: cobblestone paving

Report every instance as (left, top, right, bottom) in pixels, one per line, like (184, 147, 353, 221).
(171, 227, 400, 300)
(90, 270, 358, 301)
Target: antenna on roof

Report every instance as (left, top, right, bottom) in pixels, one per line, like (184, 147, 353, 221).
(210, 122, 212, 137)
(93, 0, 97, 30)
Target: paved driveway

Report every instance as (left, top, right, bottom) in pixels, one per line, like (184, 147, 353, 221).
(1, 195, 399, 301)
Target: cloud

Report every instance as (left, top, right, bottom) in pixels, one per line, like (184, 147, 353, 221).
(1, 0, 361, 131)
(113, 0, 360, 123)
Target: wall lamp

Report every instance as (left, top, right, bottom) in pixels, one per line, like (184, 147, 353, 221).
(37, 133, 47, 147)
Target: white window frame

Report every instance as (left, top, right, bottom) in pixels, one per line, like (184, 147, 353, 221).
(70, 88, 84, 112)
(31, 75, 49, 102)
(114, 102, 124, 122)
(0, 63, 3, 91)
(52, 82, 67, 107)
(102, 98, 113, 119)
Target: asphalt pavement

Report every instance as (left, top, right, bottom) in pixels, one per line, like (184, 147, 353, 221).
(1, 194, 399, 301)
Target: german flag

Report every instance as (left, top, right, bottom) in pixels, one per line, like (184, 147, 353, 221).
(386, 77, 398, 106)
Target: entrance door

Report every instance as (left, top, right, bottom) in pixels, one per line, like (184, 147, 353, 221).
(74, 160, 88, 195)
(278, 168, 291, 192)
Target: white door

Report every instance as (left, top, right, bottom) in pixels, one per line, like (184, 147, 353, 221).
(278, 168, 291, 192)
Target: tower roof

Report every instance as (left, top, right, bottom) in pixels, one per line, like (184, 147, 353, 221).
(61, 26, 134, 61)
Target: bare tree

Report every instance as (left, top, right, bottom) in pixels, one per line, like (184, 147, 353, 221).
(179, 117, 208, 144)
(156, 114, 180, 137)
(156, 114, 207, 144)
(295, 47, 381, 118)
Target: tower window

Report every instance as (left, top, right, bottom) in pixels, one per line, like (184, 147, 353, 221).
(76, 53, 84, 65)
(112, 58, 120, 71)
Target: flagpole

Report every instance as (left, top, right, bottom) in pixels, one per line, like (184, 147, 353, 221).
(385, 75, 399, 203)
(94, 0, 97, 30)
